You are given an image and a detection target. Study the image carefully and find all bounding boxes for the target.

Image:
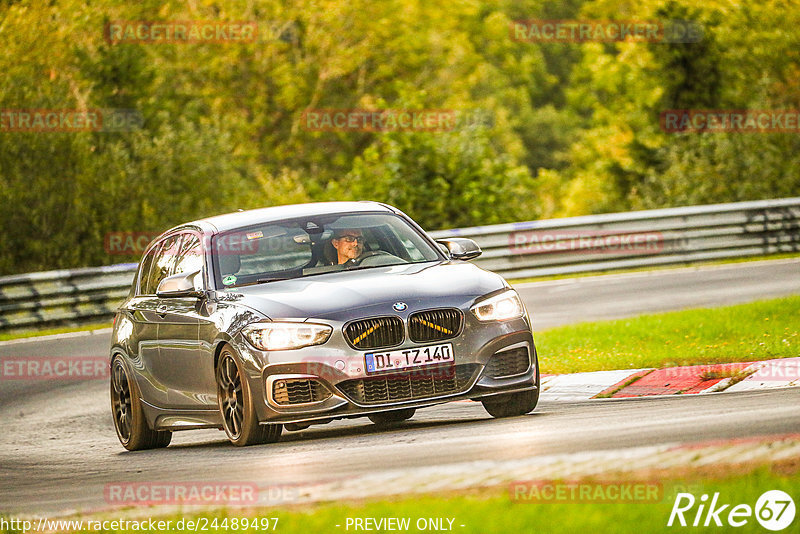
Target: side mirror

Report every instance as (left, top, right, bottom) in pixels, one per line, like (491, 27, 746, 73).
(156, 270, 204, 298)
(436, 238, 482, 261)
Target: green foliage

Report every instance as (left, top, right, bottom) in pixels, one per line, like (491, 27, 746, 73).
(0, 0, 796, 273)
(346, 125, 537, 229)
(538, 0, 800, 217)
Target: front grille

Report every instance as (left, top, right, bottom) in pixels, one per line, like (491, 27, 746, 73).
(483, 347, 530, 378)
(344, 316, 404, 350)
(272, 378, 331, 405)
(409, 309, 463, 342)
(337, 364, 478, 405)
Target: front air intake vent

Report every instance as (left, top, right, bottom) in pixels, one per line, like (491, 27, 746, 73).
(483, 347, 530, 378)
(336, 364, 478, 405)
(409, 309, 463, 342)
(344, 316, 404, 350)
(272, 378, 331, 405)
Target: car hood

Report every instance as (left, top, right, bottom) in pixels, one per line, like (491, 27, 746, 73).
(224, 261, 507, 322)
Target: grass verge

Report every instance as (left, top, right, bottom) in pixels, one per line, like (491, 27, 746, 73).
(535, 295, 800, 374)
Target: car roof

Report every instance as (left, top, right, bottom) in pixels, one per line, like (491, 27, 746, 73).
(186, 201, 397, 234)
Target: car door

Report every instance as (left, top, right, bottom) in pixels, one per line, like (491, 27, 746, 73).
(126, 236, 179, 408)
(156, 232, 217, 408)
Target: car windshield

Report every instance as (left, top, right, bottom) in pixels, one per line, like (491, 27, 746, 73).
(211, 212, 442, 288)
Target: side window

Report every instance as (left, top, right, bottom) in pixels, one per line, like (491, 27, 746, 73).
(173, 233, 203, 277)
(142, 235, 181, 295)
(238, 227, 311, 274)
(136, 247, 157, 296)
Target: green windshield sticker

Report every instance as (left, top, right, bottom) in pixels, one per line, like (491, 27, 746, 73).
(222, 275, 237, 286)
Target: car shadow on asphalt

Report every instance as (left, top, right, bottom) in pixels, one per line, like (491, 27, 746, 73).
(161, 410, 547, 451)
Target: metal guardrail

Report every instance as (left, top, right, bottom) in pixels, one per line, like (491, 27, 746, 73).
(0, 264, 137, 332)
(431, 197, 800, 279)
(1, 198, 798, 332)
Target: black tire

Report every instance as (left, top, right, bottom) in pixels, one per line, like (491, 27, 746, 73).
(481, 388, 539, 418)
(110, 355, 172, 451)
(368, 408, 416, 425)
(216, 346, 282, 447)
(482, 344, 541, 418)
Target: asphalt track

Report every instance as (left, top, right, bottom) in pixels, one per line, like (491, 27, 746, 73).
(1, 259, 799, 516)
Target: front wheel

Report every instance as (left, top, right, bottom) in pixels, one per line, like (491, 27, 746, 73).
(482, 344, 541, 418)
(216, 347, 282, 446)
(110, 355, 172, 451)
(481, 388, 539, 418)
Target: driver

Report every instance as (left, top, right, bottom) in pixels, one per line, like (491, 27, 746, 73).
(330, 228, 365, 265)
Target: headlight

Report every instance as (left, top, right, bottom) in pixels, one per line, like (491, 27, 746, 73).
(242, 322, 332, 351)
(471, 289, 524, 321)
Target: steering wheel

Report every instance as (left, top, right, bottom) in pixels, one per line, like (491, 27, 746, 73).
(349, 251, 398, 267)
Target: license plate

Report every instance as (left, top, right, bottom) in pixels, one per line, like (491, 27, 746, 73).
(365, 343, 454, 374)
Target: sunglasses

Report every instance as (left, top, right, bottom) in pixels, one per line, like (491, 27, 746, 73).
(337, 235, 364, 243)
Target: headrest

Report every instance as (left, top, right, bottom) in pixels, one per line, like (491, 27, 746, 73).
(323, 240, 337, 264)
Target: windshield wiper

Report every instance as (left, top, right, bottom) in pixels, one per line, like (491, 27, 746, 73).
(230, 277, 291, 288)
(256, 277, 291, 284)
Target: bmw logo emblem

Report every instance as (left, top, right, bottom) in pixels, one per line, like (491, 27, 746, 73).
(393, 302, 408, 312)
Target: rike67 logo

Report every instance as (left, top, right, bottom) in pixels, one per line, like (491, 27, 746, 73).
(668, 490, 795, 531)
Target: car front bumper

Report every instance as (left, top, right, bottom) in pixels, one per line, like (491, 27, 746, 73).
(231, 315, 538, 424)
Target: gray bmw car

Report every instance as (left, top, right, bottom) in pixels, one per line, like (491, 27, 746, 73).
(110, 201, 539, 450)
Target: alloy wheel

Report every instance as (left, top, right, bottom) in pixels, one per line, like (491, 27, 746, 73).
(218, 353, 244, 439)
(111, 360, 133, 442)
